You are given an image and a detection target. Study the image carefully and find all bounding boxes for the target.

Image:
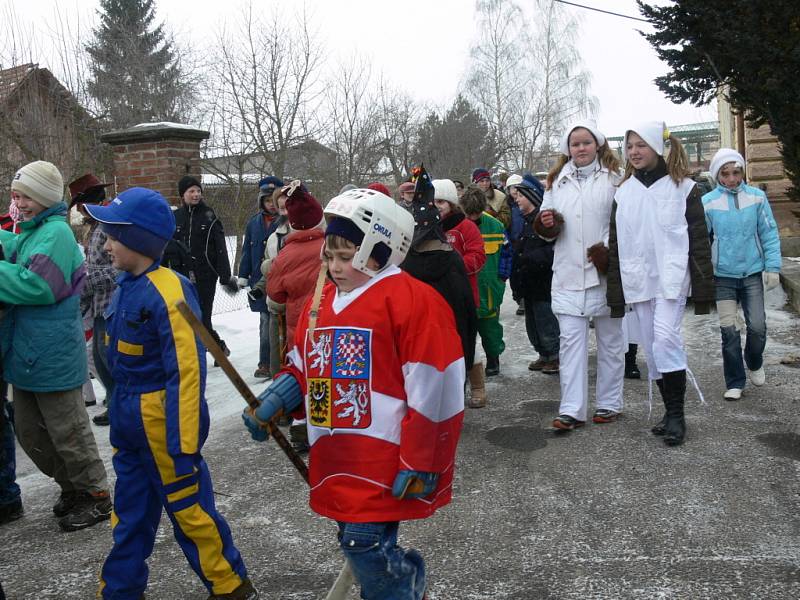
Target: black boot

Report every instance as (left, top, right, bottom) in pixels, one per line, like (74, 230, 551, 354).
(661, 370, 686, 447)
(485, 356, 500, 377)
(651, 379, 667, 436)
(213, 340, 231, 367)
(624, 344, 641, 379)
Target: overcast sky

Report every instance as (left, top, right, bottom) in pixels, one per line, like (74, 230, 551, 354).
(2, 0, 717, 138)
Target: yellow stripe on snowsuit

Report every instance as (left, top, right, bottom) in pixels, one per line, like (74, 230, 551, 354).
(140, 391, 242, 594)
(482, 233, 505, 255)
(146, 267, 201, 456)
(117, 340, 144, 355)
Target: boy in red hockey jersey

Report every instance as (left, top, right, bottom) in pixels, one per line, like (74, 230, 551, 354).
(243, 188, 465, 599)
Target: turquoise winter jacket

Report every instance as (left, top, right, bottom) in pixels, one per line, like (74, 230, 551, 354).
(702, 183, 782, 279)
(0, 203, 87, 392)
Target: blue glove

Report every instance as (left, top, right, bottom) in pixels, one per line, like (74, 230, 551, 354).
(391, 470, 439, 499)
(241, 373, 303, 442)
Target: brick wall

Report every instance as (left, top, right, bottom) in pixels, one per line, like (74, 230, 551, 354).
(101, 123, 209, 206)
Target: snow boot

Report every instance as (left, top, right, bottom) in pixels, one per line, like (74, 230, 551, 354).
(0, 499, 23, 525)
(468, 362, 487, 408)
(214, 340, 231, 367)
(289, 423, 310, 454)
(93, 409, 109, 426)
(253, 365, 271, 379)
(662, 370, 687, 447)
(650, 379, 667, 436)
(624, 344, 641, 379)
(485, 355, 500, 377)
(208, 578, 259, 599)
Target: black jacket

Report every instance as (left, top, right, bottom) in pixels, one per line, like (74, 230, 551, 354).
(173, 201, 232, 283)
(511, 211, 555, 302)
(401, 247, 478, 370)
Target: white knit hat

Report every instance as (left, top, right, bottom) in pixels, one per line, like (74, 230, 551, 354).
(505, 174, 523, 189)
(432, 179, 459, 204)
(559, 120, 607, 156)
(624, 121, 668, 157)
(11, 161, 64, 208)
(709, 148, 745, 182)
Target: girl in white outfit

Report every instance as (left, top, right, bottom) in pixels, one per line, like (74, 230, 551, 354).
(606, 121, 714, 447)
(535, 121, 626, 430)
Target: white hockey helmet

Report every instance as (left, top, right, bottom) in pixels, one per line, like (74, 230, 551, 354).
(324, 188, 414, 276)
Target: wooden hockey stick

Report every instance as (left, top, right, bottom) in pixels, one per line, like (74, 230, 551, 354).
(174, 300, 309, 483)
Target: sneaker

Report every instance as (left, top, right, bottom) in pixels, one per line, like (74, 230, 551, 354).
(208, 578, 259, 599)
(58, 491, 112, 532)
(541, 359, 560, 375)
(749, 367, 766, 386)
(253, 365, 271, 379)
(53, 490, 82, 517)
(552, 415, 585, 430)
(592, 409, 621, 424)
(0, 499, 23, 525)
(528, 358, 545, 371)
(93, 409, 109, 426)
(723, 388, 743, 401)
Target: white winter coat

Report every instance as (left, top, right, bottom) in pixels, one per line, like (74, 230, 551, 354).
(540, 161, 620, 316)
(614, 175, 695, 303)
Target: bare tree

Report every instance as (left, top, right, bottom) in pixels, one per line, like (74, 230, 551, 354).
(463, 0, 531, 170)
(205, 2, 323, 179)
(323, 55, 387, 186)
(375, 77, 422, 186)
(462, 0, 596, 173)
(530, 0, 597, 167)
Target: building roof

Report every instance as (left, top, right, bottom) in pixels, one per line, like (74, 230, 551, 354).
(0, 63, 36, 105)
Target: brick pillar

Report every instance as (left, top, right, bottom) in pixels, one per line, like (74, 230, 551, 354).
(100, 122, 210, 205)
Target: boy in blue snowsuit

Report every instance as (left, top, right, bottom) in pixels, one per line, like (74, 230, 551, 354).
(85, 188, 257, 600)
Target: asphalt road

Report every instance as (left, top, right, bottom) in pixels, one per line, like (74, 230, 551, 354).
(2, 289, 799, 599)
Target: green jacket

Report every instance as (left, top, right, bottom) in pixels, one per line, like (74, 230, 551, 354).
(0, 203, 87, 391)
(476, 212, 507, 319)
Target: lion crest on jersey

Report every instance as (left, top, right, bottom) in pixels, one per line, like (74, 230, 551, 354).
(306, 327, 372, 429)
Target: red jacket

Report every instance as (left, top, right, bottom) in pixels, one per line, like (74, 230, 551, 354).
(283, 266, 465, 523)
(266, 228, 325, 344)
(443, 214, 485, 304)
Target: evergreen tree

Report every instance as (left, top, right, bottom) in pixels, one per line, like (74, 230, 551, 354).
(639, 0, 800, 200)
(415, 95, 498, 179)
(87, 0, 186, 129)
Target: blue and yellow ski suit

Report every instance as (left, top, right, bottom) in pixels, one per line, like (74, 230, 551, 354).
(99, 263, 247, 599)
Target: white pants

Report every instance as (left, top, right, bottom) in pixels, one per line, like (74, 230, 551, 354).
(632, 297, 687, 379)
(556, 314, 625, 421)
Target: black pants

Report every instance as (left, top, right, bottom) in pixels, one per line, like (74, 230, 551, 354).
(195, 277, 224, 347)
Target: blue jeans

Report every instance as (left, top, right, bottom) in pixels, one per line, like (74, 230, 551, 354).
(338, 521, 426, 600)
(92, 316, 115, 398)
(524, 296, 560, 361)
(259, 311, 271, 367)
(0, 384, 21, 507)
(715, 273, 766, 389)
